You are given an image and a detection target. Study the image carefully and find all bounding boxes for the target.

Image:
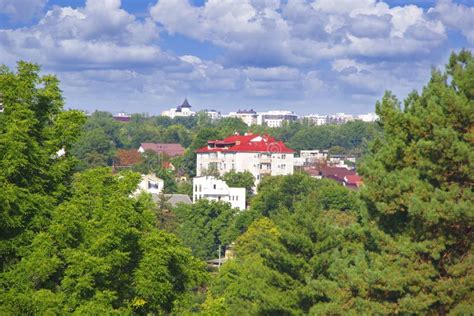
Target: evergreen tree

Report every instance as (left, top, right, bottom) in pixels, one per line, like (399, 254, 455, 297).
(0, 62, 85, 268)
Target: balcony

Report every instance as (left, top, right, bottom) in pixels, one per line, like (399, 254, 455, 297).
(259, 168, 271, 175)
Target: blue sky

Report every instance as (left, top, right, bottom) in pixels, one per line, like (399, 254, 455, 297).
(0, 0, 472, 115)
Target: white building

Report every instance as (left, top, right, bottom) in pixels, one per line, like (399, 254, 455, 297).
(356, 112, 379, 122)
(193, 176, 246, 210)
(201, 109, 221, 121)
(257, 110, 298, 128)
(161, 98, 195, 118)
(304, 114, 327, 126)
(327, 113, 354, 124)
(228, 109, 258, 126)
(300, 150, 329, 162)
(195, 133, 295, 188)
(134, 174, 164, 196)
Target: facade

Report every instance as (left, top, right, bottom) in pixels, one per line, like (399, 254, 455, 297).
(305, 114, 327, 126)
(228, 109, 258, 126)
(356, 112, 379, 122)
(257, 110, 298, 128)
(300, 150, 329, 162)
(161, 98, 195, 118)
(138, 143, 185, 157)
(134, 174, 164, 195)
(195, 133, 295, 187)
(201, 109, 221, 121)
(193, 176, 246, 210)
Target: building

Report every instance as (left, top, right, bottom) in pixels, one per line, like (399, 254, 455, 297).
(161, 98, 195, 118)
(201, 109, 221, 121)
(304, 114, 327, 126)
(113, 112, 131, 122)
(134, 174, 164, 196)
(356, 112, 379, 122)
(138, 143, 185, 157)
(193, 176, 246, 210)
(257, 110, 298, 128)
(327, 113, 354, 124)
(344, 175, 363, 189)
(195, 133, 295, 187)
(228, 109, 258, 126)
(300, 150, 329, 163)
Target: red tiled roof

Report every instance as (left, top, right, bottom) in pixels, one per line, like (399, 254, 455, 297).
(344, 175, 363, 186)
(140, 143, 185, 157)
(196, 134, 294, 154)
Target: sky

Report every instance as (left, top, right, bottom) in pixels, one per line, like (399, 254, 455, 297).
(0, 0, 472, 115)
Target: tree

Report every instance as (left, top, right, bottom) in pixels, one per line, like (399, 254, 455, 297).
(173, 200, 238, 260)
(0, 61, 85, 268)
(221, 170, 255, 197)
(0, 168, 206, 314)
(357, 50, 474, 314)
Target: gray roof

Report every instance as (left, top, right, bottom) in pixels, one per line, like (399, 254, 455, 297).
(152, 194, 192, 207)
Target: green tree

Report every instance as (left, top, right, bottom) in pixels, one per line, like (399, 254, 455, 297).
(0, 168, 206, 314)
(357, 50, 474, 314)
(173, 200, 238, 260)
(221, 170, 255, 198)
(0, 61, 85, 268)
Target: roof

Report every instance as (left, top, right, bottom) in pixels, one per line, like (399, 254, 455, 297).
(152, 194, 192, 207)
(140, 143, 185, 157)
(344, 175, 363, 186)
(179, 98, 191, 108)
(195, 133, 295, 154)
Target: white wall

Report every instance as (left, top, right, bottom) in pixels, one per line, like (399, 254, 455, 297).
(193, 176, 246, 210)
(135, 174, 164, 195)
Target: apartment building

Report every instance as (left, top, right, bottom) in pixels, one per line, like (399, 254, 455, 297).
(227, 109, 258, 126)
(195, 133, 295, 187)
(257, 110, 298, 127)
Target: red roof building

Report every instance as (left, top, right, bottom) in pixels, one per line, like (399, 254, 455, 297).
(138, 143, 185, 157)
(195, 133, 294, 154)
(195, 133, 295, 188)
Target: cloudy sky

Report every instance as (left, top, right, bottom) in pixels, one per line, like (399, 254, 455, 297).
(0, 0, 472, 115)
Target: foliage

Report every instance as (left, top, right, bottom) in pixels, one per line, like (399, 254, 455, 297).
(0, 168, 206, 314)
(0, 61, 85, 268)
(173, 200, 239, 260)
(221, 170, 255, 197)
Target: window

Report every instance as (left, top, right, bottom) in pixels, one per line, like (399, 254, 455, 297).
(213, 184, 216, 189)
(199, 185, 202, 192)
(236, 196, 238, 201)
(282, 154, 286, 159)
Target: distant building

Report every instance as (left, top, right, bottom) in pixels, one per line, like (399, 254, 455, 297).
(138, 143, 185, 157)
(300, 150, 329, 163)
(343, 175, 363, 189)
(356, 112, 379, 122)
(195, 133, 295, 188)
(327, 113, 354, 124)
(304, 114, 327, 126)
(113, 112, 131, 122)
(162, 98, 195, 118)
(201, 109, 221, 120)
(134, 174, 164, 196)
(257, 110, 298, 128)
(193, 176, 246, 210)
(228, 109, 258, 126)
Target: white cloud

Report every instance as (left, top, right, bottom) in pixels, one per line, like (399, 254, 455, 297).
(0, 0, 47, 21)
(430, 0, 474, 44)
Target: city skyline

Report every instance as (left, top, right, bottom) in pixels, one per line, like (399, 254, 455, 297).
(1, 0, 473, 114)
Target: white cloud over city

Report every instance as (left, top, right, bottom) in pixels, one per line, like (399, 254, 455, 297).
(0, 0, 472, 114)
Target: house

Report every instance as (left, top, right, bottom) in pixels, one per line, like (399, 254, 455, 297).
(161, 98, 195, 118)
(304, 165, 356, 183)
(344, 175, 363, 189)
(134, 174, 164, 195)
(201, 109, 221, 120)
(193, 176, 246, 210)
(195, 133, 294, 188)
(138, 143, 185, 157)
